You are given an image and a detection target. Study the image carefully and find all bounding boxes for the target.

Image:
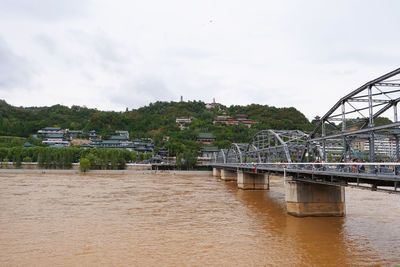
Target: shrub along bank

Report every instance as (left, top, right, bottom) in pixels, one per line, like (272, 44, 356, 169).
(0, 147, 153, 170)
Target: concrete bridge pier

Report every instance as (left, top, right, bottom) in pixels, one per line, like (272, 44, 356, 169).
(221, 169, 237, 181)
(212, 167, 221, 178)
(237, 171, 269, 190)
(285, 180, 345, 217)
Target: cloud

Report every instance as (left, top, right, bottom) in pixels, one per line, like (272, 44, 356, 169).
(34, 34, 57, 54)
(0, 0, 400, 120)
(0, 0, 89, 21)
(0, 36, 32, 89)
(62, 30, 130, 74)
(282, 0, 400, 66)
(109, 77, 177, 108)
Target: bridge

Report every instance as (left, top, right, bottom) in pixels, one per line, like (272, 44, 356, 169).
(211, 68, 400, 217)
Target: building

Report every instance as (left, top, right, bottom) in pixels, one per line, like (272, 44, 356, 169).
(213, 114, 258, 128)
(37, 127, 70, 146)
(176, 117, 192, 130)
(110, 135, 131, 146)
(353, 141, 366, 153)
(115, 130, 129, 139)
(86, 131, 154, 153)
(323, 138, 398, 159)
(158, 148, 169, 158)
(23, 142, 36, 147)
(37, 127, 66, 137)
(196, 133, 216, 145)
(42, 133, 71, 147)
(364, 138, 397, 157)
(88, 130, 98, 140)
(324, 139, 346, 157)
(205, 98, 221, 110)
(213, 115, 238, 125)
(131, 139, 154, 153)
(200, 146, 219, 159)
(68, 130, 83, 138)
(236, 114, 259, 128)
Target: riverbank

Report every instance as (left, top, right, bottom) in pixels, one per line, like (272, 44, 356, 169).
(0, 162, 152, 170)
(0, 162, 212, 173)
(0, 168, 211, 175)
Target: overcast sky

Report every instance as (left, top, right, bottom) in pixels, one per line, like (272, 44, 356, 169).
(1, 0, 399, 119)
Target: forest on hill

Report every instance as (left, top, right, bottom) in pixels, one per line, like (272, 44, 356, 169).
(0, 99, 315, 155)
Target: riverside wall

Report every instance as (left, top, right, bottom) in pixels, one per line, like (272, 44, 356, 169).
(0, 162, 152, 171)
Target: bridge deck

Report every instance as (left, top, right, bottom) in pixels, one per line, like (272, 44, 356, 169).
(211, 163, 400, 194)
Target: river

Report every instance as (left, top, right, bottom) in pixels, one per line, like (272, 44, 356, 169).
(0, 171, 399, 266)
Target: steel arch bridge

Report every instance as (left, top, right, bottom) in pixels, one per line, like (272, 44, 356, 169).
(214, 68, 400, 164)
(214, 130, 323, 164)
(211, 68, 400, 193)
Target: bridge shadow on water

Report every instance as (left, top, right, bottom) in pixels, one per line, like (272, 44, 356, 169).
(216, 177, 387, 266)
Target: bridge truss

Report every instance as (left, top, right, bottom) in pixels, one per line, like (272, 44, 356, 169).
(214, 68, 400, 165)
(212, 68, 400, 193)
(311, 68, 400, 163)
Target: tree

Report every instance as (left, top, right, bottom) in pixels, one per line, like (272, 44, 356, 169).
(0, 100, 315, 161)
(79, 158, 90, 172)
(176, 150, 198, 170)
(23, 156, 32, 162)
(131, 151, 137, 162)
(138, 152, 144, 161)
(118, 157, 126, 169)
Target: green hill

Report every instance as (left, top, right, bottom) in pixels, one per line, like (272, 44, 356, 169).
(0, 99, 313, 155)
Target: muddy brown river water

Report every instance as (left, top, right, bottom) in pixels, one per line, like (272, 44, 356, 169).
(0, 171, 399, 266)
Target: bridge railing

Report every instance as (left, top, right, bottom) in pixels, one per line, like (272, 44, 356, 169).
(285, 162, 400, 176)
(222, 162, 400, 177)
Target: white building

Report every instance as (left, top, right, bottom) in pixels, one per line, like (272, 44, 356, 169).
(364, 138, 397, 157)
(176, 117, 192, 130)
(205, 98, 221, 110)
(115, 130, 129, 139)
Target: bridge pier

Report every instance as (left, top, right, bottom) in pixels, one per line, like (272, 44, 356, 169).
(212, 167, 221, 178)
(237, 171, 269, 190)
(221, 169, 237, 181)
(285, 180, 345, 217)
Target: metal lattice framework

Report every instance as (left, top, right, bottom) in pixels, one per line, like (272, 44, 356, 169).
(310, 68, 400, 162)
(225, 143, 245, 163)
(250, 130, 309, 163)
(214, 130, 323, 164)
(214, 68, 400, 164)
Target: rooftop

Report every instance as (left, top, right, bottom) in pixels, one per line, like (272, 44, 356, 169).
(23, 142, 36, 147)
(197, 133, 216, 139)
(47, 133, 64, 138)
(201, 146, 219, 152)
(101, 140, 121, 144)
(110, 135, 128, 140)
(43, 127, 61, 131)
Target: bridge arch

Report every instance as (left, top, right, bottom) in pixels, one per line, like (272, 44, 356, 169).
(213, 149, 227, 163)
(225, 143, 246, 163)
(248, 129, 324, 163)
(310, 68, 400, 162)
(244, 143, 261, 163)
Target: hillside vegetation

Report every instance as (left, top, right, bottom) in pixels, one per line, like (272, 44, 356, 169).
(0, 99, 313, 155)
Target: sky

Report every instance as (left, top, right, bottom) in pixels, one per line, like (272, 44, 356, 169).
(0, 0, 400, 120)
